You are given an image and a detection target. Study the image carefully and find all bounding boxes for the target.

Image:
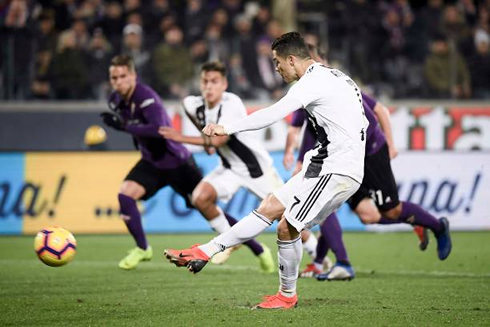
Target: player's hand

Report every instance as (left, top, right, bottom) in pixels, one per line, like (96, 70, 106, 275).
(293, 161, 303, 176)
(100, 112, 125, 131)
(205, 147, 216, 155)
(283, 150, 295, 170)
(388, 144, 398, 159)
(202, 123, 226, 136)
(159, 127, 183, 142)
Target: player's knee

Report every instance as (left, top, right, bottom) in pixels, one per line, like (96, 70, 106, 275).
(301, 230, 311, 242)
(191, 190, 214, 210)
(119, 181, 144, 200)
(359, 212, 380, 225)
(382, 204, 402, 220)
(276, 218, 300, 241)
(256, 194, 284, 221)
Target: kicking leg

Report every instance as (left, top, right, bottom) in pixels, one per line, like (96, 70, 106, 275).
(192, 181, 271, 269)
(164, 193, 284, 273)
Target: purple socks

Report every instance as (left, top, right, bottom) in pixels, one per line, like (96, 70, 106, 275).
(380, 201, 442, 234)
(316, 212, 350, 266)
(118, 193, 148, 250)
(225, 213, 264, 256)
(314, 234, 329, 265)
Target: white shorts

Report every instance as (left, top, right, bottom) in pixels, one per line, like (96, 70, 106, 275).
(204, 166, 284, 202)
(274, 173, 360, 232)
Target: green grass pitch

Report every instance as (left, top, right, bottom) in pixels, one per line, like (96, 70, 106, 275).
(1, 232, 489, 326)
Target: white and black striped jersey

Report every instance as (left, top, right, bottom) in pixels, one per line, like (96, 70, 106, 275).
(288, 63, 368, 183)
(183, 92, 273, 178)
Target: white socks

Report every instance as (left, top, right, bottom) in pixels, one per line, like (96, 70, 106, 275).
(208, 207, 231, 234)
(302, 233, 318, 260)
(199, 210, 272, 257)
(278, 236, 302, 297)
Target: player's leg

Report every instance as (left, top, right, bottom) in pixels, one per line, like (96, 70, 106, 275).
(298, 229, 333, 277)
(223, 214, 275, 273)
(164, 192, 285, 273)
(256, 173, 360, 309)
(316, 212, 354, 281)
(192, 167, 270, 267)
(192, 181, 231, 233)
(119, 181, 147, 249)
(299, 229, 322, 277)
(363, 145, 449, 259)
(300, 229, 318, 261)
(118, 160, 160, 269)
(361, 145, 432, 251)
(381, 202, 451, 260)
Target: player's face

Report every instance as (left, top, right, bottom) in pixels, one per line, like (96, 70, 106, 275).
(272, 50, 295, 83)
(109, 65, 137, 97)
(200, 71, 227, 106)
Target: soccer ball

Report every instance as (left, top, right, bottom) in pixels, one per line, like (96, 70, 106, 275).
(34, 226, 77, 267)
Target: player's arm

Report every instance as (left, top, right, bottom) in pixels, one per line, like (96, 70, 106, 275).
(159, 126, 229, 147)
(159, 108, 229, 147)
(124, 99, 165, 138)
(293, 122, 317, 175)
(203, 95, 302, 136)
(283, 110, 306, 169)
(372, 101, 398, 159)
(284, 126, 300, 169)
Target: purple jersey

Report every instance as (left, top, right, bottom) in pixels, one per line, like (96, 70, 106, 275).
(109, 83, 191, 169)
(361, 93, 386, 155)
(295, 91, 386, 162)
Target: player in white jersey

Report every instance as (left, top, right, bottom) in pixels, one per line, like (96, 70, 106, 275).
(164, 32, 368, 309)
(159, 62, 282, 270)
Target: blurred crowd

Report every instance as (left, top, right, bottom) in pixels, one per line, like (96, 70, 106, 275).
(0, 0, 489, 101)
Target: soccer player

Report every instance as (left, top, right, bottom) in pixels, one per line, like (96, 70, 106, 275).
(100, 55, 273, 272)
(291, 44, 452, 281)
(294, 94, 452, 282)
(159, 61, 318, 266)
(164, 32, 368, 309)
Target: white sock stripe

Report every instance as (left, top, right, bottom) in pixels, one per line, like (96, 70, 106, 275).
(277, 236, 301, 246)
(252, 210, 273, 226)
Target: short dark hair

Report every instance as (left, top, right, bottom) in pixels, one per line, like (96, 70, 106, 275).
(110, 54, 136, 72)
(271, 32, 310, 59)
(201, 61, 227, 76)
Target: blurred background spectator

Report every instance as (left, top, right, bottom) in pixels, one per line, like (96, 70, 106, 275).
(424, 33, 471, 99)
(1, 0, 489, 101)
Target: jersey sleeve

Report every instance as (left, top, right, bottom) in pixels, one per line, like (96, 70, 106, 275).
(224, 95, 303, 135)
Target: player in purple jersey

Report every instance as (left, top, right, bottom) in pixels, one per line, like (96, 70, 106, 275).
(100, 55, 273, 271)
(286, 45, 452, 281)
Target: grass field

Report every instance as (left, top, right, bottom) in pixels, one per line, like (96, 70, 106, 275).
(1, 232, 490, 326)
